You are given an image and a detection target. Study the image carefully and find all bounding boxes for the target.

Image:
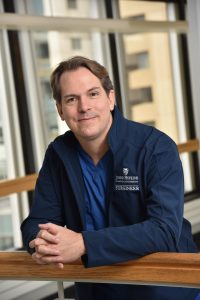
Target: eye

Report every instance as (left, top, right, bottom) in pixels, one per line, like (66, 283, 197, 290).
(66, 96, 77, 105)
(90, 90, 99, 98)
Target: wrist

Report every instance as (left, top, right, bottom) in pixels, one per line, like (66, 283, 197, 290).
(78, 233, 86, 256)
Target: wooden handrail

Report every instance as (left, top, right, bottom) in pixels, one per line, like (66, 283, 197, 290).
(177, 139, 199, 154)
(0, 251, 199, 288)
(0, 173, 37, 197)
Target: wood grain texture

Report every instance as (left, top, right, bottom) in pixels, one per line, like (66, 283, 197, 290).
(0, 173, 37, 197)
(0, 251, 199, 288)
(177, 139, 199, 154)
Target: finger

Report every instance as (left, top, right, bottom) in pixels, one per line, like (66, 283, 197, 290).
(39, 255, 63, 264)
(56, 262, 64, 269)
(32, 252, 47, 265)
(37, 229, 59, 244)
(32, 252, 63, 269)
(29, 239, 36, 249)
(36, 244, 60, 256)
(29, 237, 48, 249)
(39, 223, 59, 235)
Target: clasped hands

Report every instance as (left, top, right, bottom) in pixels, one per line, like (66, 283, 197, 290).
(29, 223, 86, 269)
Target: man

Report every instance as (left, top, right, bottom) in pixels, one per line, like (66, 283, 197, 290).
(21, 56, 199, 300)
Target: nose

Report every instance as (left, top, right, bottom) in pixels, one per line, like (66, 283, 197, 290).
(78, 96, 91, 112)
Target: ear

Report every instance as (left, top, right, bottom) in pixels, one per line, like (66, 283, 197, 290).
(108, 90, 115, 111)
(56, 102, 65, 121)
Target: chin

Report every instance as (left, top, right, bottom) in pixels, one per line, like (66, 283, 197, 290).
(79, 131, 99, 141)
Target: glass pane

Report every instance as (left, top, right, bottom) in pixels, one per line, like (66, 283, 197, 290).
(0, 105, 14, 249)
(0, 32, 22, 249)
(0, 199, 13, 250)
(19, 0, 107, 146)
(119, 1, 179, 142)
(24, 0, 100, 18)
(119, 0, 174, 21)
(118, 1, 195, 193)
(0, 113, 6, 180)
(31, 29, 103, 144)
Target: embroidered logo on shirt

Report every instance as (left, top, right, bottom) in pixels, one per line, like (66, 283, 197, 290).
(115, 169, 139, 191)
(123, 168, 129, 176)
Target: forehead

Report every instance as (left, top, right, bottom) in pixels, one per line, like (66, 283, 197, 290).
(59, 67, 102, 93)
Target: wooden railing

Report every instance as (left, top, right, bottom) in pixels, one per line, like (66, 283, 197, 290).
(0, 138, 199, 298)
(177, 138, 199, 154)
(0, 173, 37, 197)
(0, 251, 199, 288)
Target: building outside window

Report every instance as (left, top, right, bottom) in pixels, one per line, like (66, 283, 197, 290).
(119, 1, 179, 143)
(71, 37, 82, 50)
(67, 0, 77, 9)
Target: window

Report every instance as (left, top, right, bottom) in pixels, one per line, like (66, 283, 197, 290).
(14, 0, 107, 160)
(126, 52, 149, 70)
(117, 0, 200, 198)
(67, 0, 77, 9)
(35, 42, 49, 58)
(119, 1, 179, 142)
(0, 127, 3, 144)
(0, 160, 6, 180)
(129, 87, 152, 105)
(41, 81, 58, 141)
(0, 213, 13, 250)
(130, 14, 145, 20)
(71, 37, 82, 50)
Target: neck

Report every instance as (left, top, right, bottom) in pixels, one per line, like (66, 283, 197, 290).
(78, 138, 109, 165)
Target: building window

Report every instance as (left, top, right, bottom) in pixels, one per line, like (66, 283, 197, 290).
(126, 52, 149, 70)
(71, 38, 82, 50)
(0, 127, 3, 144)
(0, 160, 6, 180)
(67, 0, 77, 9)
(131, 14, 145, 20)
(0, 214, 13, 250)
(35, 42, 49, 59)
(129, 87, 153, 105)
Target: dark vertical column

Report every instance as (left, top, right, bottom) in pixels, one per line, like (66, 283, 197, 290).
(3, 0, 36, 206)
(104, 0, 123, 113)
(177, 0, 200, 197)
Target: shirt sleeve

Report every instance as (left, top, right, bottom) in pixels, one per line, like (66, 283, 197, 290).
(21, 145, 65, 254)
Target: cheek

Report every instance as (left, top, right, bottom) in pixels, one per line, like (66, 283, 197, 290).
(63, 111, 77, 127)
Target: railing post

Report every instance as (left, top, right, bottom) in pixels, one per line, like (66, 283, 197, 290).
(57, 281, 65, 300)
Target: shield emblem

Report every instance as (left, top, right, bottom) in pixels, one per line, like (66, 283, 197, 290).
(123, 168, 129, 176)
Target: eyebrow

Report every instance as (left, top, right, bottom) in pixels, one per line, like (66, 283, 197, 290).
(88, 86, 101, 92)
(63, 86, 101, 99)
(63, 93, 77, 99)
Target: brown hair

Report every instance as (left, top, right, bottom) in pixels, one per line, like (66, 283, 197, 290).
(50, 56, 114, 103)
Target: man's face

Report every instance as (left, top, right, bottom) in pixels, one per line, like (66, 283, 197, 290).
(56, 67, 115, 144)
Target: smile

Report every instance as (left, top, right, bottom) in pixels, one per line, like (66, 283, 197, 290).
(78, 115, 97, 122)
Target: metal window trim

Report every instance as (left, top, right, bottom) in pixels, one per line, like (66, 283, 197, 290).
(187, 0, 200, 167)
(0, 12, 188, 34)
(0, 26, 28, 250)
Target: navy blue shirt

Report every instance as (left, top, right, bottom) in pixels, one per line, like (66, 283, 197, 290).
(78, 147, 112, 230)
